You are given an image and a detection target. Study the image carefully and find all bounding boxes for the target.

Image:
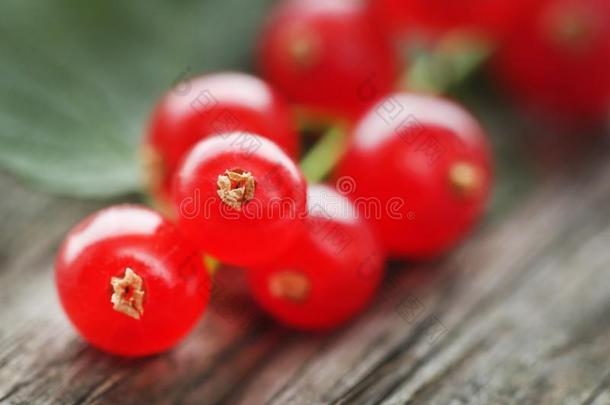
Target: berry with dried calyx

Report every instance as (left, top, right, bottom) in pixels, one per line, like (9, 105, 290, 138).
(248, 184, 384, 330)
(335, 92, 493, 259)
(172, 133, 307, 267)
(493, 0, 610, 124)
(258, 0, 399, 120)
(55, 205, 211, 357)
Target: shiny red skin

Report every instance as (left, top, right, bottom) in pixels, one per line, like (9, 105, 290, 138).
(248, 184, 384, 330)
(493, 0, 610, 124)
(369, 0, 531, 41)
(55, 205, 210, 357)
(172, 133, 307, 267)
(145, 72, 299, 203)
(335, 93, 493, 259)
(258, 0, 400, 120)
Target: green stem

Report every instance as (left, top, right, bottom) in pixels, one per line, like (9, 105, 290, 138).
(299, 125, 346, 183)
(405, 36, 494, 94)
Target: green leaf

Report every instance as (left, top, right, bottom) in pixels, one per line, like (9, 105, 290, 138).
(0, 0, 272, 198)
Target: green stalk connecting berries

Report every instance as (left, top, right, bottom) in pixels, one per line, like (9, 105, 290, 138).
(299, 125, 347, 182)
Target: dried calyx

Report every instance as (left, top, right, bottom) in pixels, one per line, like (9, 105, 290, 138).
(547, 5, 596, 50)
(449, 162, 482, 197)
(111, 268, 145, 320)
(269, 270, 311, 303)
(287, 27, 320, 69)
(217, 169, 256, 210)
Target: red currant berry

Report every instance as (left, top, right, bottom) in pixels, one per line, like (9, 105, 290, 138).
(143, 72, 299, 206)
(258, 0, 400, 120)
(369, 0, 531, 42)
(172, 133, 307, 267)
(335, 93, 493, 259)
(248, 184, 384, 330)
(55, 205, 210, 357)
(493, 0, 610, 124)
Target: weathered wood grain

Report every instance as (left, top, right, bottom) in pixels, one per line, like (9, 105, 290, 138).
(1, 142, 610, 405)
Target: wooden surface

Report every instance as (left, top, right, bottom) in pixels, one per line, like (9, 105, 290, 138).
(1, 143, 610, 405)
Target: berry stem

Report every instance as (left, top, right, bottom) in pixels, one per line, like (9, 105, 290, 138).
(299, 125, 346, 182)
(404, 34, 494, 94)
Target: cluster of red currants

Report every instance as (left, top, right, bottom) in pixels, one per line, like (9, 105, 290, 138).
(55, 0, 496, 357)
